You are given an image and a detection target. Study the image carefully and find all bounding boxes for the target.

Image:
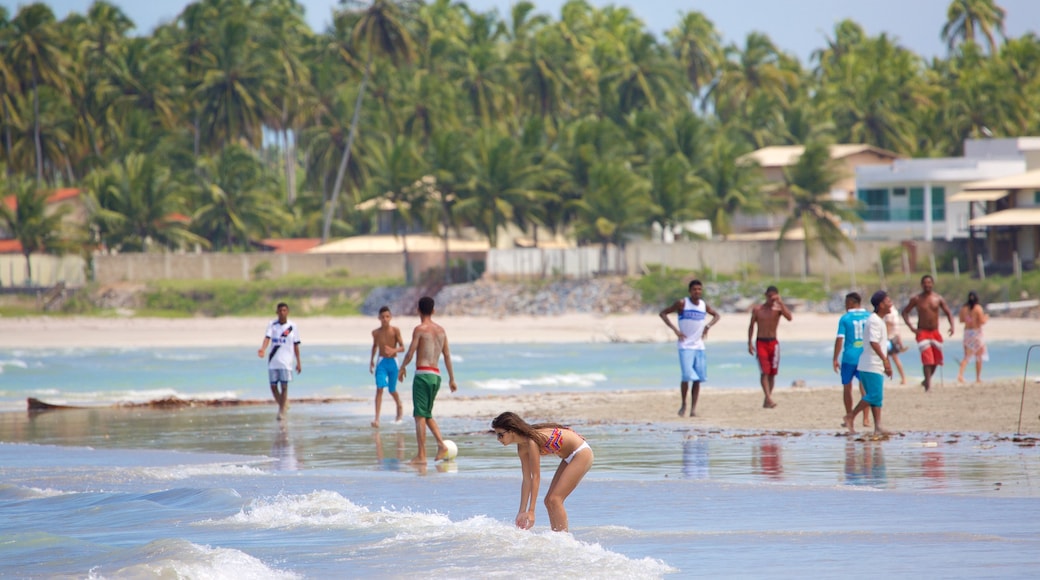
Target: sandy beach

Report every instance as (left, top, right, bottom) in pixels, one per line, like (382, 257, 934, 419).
(7, 314, 1040, 435)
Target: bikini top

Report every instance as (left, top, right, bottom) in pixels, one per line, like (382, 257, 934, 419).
(541, 427, 584, 455)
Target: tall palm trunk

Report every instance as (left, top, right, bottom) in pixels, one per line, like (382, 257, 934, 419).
(284, 127, 296, 206)
(32, 65, 43, 183)
(322, 53, 371, 243)
(442, 204, 451, 284)
(23, 250, 33, 285)
(3, 101, 13, 171)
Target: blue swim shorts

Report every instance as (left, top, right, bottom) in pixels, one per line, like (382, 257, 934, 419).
(678, 349, 707, 383)
(840, 362, 860, 386)
(859, 370, 884, 407)
(268, 368, 292, 385)
(375, 357, 398, 393)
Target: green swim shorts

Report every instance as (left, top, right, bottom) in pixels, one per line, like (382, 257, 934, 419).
(412, 372, 442, 418)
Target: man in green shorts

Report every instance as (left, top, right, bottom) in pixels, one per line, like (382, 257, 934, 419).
(398, 296, 457, 464)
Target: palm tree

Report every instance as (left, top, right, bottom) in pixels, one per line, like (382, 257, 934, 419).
(0, 177, 72, 284)
(253, 0, 313, 207)
(695, 135, 766, 239)
(421, 129, 468, 282)
(777, 141, 860, 276)
(455, 130, 542, 248)
(665, 11, 721, 103)
(646, 153, 705, 241)
(815, 33, 925, 154)
(360, 134, 423, 278)
(191, 145, 291, 251)
(709, 32, 798, 123)
(85, 153, 207, 252)
(571, 161, 653, 273)
(322, 0, 418, 243)
(942, 0, 1007, 54)
(192, 16, 276, 151)
(7, 4, 71, 183)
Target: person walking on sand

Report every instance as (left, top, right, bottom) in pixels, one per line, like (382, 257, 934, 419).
(901, 275, 955, 392)
(369, 305, 405, 428)
(833, 292, 872, 428)
(957, 291, 989, 383)
(398, 296, 457, 464)
(257, 302, 301, 420)
(844, 291, 894, 436)
(748, 286, 792, 408)
(883, 309, 908, 385)
(491, 411, 593, 532)
(659, 279, 720, 418)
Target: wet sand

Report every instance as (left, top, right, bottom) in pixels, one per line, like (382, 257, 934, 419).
(9, 314, 1040, 435)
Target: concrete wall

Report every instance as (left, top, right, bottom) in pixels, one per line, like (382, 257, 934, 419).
(0, 254, 87, 287)
(92, 252, 406, 284)
(626, 239, 955, 279)
(486, 246, 621, 279)
(11, 239, 958, 287)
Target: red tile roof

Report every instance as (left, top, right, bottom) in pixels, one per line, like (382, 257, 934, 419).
(0, 239, 23, 254)
(259, 238, 323, 254)
(3, 188, 83, 212)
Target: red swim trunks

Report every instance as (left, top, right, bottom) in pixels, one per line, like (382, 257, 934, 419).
(916, 329, 944, 366)
(756, 338, 780, 376)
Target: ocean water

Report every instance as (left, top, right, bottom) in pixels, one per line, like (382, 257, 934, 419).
(1, 340, 1040, 578)
(2, 339, 1037, 411)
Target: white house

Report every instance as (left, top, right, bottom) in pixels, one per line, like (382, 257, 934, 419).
(854, 138, 1040, 241)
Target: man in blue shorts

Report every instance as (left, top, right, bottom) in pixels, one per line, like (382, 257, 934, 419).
(659, 279, 720, 417)
(833, 292, 872, 428)
(844, 291, 894, 435)
(369, 305, 405, 428)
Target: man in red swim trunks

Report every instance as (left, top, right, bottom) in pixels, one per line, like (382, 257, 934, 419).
(748, 286, 793, 409)
(901, 275, 955, 392)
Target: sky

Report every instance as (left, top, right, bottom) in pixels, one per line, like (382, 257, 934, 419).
(21, 0, 1040, 63)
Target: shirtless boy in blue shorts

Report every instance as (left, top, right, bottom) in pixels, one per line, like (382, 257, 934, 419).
(369, 305, 405, 428)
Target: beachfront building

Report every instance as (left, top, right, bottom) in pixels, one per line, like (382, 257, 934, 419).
(854, 138, 1040, 243)
(735, 144, 902, 233)
(958, 168, 1040, 272)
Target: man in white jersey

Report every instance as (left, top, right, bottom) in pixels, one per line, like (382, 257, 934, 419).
(659, 280, 721, 417)
(257, 302, 301, 420)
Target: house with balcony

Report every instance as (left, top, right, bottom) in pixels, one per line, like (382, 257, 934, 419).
(735, 144, 902, 232)
(854, 138, 1040, 242)
(957, 168, 1040, 272)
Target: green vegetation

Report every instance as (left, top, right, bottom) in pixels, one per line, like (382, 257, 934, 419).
(0, 0, 1034, 268)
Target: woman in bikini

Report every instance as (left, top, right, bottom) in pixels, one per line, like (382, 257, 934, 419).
(957, 291, 989, 383)
(491, 411, 593, 532)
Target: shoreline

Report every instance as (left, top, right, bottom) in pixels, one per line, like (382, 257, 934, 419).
(7, 314, 1040, 436)
(16, 377, 1040, 437)
(6, 312, 1036, 348)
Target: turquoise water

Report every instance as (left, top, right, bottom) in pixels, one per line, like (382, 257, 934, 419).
(1, 341, 1039, 578)
(2, 340, 1036, 411)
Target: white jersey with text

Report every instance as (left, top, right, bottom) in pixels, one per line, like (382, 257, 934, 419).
(677, 297, 708, 350)
(264, 319, 300, 370)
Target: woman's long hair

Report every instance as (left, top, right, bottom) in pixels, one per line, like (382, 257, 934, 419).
(966, 291, 979, 309)
(491, 412, 565, 447)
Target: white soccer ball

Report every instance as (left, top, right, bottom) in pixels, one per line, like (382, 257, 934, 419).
(443, 439, 458, 460)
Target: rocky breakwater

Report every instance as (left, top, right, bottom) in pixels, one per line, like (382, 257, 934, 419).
(362, 278, 648, 317)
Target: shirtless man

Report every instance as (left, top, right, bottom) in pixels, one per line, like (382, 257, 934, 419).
(398, 296, 457, 464)
(369, 305, 405, 428)
(748, 286, 793, 408)
(901, 275, 955, 392)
